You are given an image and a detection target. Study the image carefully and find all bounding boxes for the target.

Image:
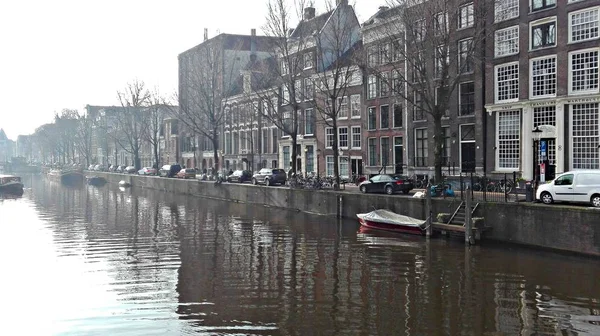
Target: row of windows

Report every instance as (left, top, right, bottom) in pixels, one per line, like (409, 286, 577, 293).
(281, 52, 314, 75)
(495, 6, 599, 58)
(325, 126, 361, 149)
(495, 48, 599, 103)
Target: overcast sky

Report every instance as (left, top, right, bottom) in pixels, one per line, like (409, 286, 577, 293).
(0, 0, 383, 140)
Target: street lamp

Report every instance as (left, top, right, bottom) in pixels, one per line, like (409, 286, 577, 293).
(532, 126, 543, 186)
(316, 148, 321, 177)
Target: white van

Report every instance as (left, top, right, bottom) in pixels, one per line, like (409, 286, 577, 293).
(536, 170, 600, 207)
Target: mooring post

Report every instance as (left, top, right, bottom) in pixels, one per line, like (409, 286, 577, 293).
(426, 182, 432, 237)
(465, 186, 473, 244)
(337, 194, 343, 219)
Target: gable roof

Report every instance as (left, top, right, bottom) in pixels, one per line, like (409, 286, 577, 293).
(290, 10, 334, 39)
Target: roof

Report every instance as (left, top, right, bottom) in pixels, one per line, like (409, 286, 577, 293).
(0, 129, 6, 140)
(362, 6, 403, 27)
(290, 10, 334, 38)
(323, 40, 363, 72)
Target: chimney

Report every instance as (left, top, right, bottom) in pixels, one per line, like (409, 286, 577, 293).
(250, 28, 256, 53)
(304, 7, 315, 20)
(379, 6, 389, 11)
(204, 28, 208, 41)
(337, 0, 348, 6)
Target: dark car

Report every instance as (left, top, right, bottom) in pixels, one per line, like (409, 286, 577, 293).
(228, 170, 252, 183)
(252, 168, 287, 186)
(359, 174, 414, 195)
(176, 168, 197, 179)
(159, 164, 182, 178)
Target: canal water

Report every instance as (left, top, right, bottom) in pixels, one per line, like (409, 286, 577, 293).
(1, 175, 599, 335)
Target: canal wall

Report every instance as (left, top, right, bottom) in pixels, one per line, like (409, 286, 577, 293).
(94, 172, 600, 257)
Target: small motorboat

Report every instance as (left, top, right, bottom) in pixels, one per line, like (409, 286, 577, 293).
(86, 176, 107, 186)
(357, 209, 426, 235)
(118, 180, 131, 188)
(0, 174, 24, 196)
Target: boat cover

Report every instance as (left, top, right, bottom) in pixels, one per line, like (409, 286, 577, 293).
(357, 209, 426, 227)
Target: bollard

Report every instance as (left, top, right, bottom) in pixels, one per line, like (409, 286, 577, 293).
(425, 182, 432, 237)
(465, 186, 473, 244)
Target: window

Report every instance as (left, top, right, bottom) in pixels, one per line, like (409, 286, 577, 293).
(305, 145, 314, 172)
(304, 78, 314, 100)
(534, 106, 556, 128)
(337, 96, 348, 119)
(380, 43, 391, 64)
(262, 129, 269, 154)
(305, 108, 314, 135)
(392, 39, 403, 62)
(326, 156, 334, 177)
(569, 7, 599, 43)
(459, 82, 475, 116)
(380, 137, 390, 166)
(368, 75, 377, 99)
(434, 12, 448, 34)
(555, 174, 574, 186)
(414, 19, 425, 41)
(572, 103, 599, 169)
(351, 126, 361, 149)
(272, 128, 278, 153)
(392, 70, 402, 95)
(368, 138, 377, 166)
(294, 80, 302, 102)
(339, 127, 348, 148)
(459, 38, 473, 73)
(368, 107, 376, 130)
(283, 146, 290, 170)
(350, 70, 362, 86)
(531, 19, 556, 49)
(442, 127, 451, 165)
(339, 157, 349, 178)
(393, 104, 403, 128)
(380, 105, 390, 129)
(415, 129, 428, 167)
(281, 60, 288, 75)
(495, 0, 519, 22)
(435, 45, 448, 78)
(368, 46, 379, 67)
(282, 86, 289, 105)
(413, 90, 425, 120)
(497, 110, 520, 170)
(325, 127, 334, 148)
(495, 26, 519, 57)
(459, 3, 474, 29)
(380, 72, 390, 97)
(350, 94, 361, 118)
(532, 0, 555, 12)
(304, 52, 313, 69)
(569, 49, 599, 94)
(495, 63, 519, 103)
(531, 56, 557, 98)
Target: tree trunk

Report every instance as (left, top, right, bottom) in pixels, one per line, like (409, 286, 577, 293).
(433, 111, 443, 183)
(212, 129, 219, 176)
(153, 143, 160, 170)
(332, 117, 340, 190)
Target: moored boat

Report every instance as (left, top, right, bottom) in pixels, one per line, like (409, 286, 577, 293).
(48, 169, 84, 185)
(86, 176, 107, 186)
(357, 209, 426, 235)
(0, 174, 24, 196)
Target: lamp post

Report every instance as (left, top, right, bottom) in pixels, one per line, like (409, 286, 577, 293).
(532, 126, 543, 187)
(316, 148, 321, 177)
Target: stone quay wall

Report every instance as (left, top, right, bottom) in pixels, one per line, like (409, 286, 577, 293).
(94, 172, 600, 257)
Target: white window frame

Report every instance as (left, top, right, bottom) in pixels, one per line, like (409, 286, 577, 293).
(495, 110, 521, 171)
(495, 25, 520, 58)
(380, 105, 390, 129)
(530, 17, 557, 50)
(351, 126, 361, 149)
(414, 128, 428, 167)
(495, 62, 520, 103)
(368, 106, 377, 130)
(458, 3, 474, 29)
(568, 48, 600, 95)
(350, 94, 361, 119)
(326, 155, 334, 177)
(368, 75, 377, 99)
(459, 81, 475, 116)
(458, 38, 473, 74)
(569, 6, 600, 44)
(380, 137, 390, 167)
(304, 108, 314, 136)
(303, 52, 313, 69)
(282, 86, 289, 105)
(337, 96, 348, 119)
(570, 103, 600, 169)
(368, 137, 377, 166)
(530, 55, 557, 99)
(338, 126, 349, 149)
(304, 78, 314, 101)
(325, 127, 334, 148)
(495, 0, 519, 23)
(531, 0, 556, 12)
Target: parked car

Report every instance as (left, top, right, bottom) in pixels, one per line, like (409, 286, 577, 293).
(108, 165, 117, 172)
(359, 174, 414, 195)
(88, 164, 95, 171)
(252, 168, 287, 186)
(176, 168, 197, 179)
(116, 165, 125, 173)
(159, 164, 182, 178)
(94, 164, 106, 172)
(125, 166, 137, 174)
(536, 170, 600, 207)
(227, 170, 252, 183)
(138, 167, 157, 175)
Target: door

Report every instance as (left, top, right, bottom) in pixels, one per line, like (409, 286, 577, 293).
(394, 137, 403, 174)
(461, 142, 476, 173)
(552, 173, 574, 202)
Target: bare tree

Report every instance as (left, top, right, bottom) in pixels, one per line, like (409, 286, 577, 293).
(364, 0, 494, 182)
(175, 39, 240, 176)
(313, 0, 361, 188)
(146, 89, 167, 169)
(252, 0, 309, 175)
(114, 79, 151, 170)
(74, 112, 94, 167)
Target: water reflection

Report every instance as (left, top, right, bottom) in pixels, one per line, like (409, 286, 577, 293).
(0, 175, 598, 335)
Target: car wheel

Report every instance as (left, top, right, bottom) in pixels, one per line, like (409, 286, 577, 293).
(591, 194, 600, 208)
(265, 178, 271, 187)
(385, 186, 394, 195)
(252, 178, 257, 185)
(541, 192, 553, 204)
(402, 189, 410, 195)
(360, 185, 367, 194)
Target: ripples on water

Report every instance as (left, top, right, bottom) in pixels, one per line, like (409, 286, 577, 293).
(0, 175, 599, 335)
